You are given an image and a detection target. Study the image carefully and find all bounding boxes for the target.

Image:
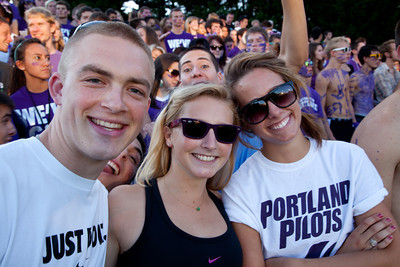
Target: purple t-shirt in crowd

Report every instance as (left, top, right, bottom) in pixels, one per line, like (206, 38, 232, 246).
(11, 86, 56, 137)
(148, 98, 169, 122)
(164, 31, 193, 53)
(228, 46, 243, 58)
(61, 22, 74, 43)
(299, 86, 324, 119)
(50, 50, 62, 74)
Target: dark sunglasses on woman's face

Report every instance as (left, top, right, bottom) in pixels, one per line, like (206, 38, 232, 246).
(210, 45, 224, 51)
(166, 69, 180, 77)
(240, 81, 297, 124)
(169, 118, 242, 144)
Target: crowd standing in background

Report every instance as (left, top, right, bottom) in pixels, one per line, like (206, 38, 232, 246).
(1, 0, 400, 266)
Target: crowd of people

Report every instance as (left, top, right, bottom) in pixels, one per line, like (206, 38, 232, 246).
(1, 0, 400, 266)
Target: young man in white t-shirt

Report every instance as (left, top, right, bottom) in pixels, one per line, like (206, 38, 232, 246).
(0, 21, 154, 266)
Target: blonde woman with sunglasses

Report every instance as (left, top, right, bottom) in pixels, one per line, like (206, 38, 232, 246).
(106, 84, 243, 266)
(222, 51, 400, 266)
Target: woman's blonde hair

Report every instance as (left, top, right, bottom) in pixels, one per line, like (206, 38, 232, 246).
(224, 52, 323, 146)
(184, 16, 198, 34)
(136, 83, 240, 191)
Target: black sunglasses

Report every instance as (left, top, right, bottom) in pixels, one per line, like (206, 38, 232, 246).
(169, 118, 241, 144)
(166, 69, 179, 77)
(240, 81, 297, 124)
(210, 45, 224, 51)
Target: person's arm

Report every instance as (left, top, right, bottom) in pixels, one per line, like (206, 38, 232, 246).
(315, 73, 329, 119)
(265, 203, 400, 267)
(345, 75, 357, 123)
(374, 71, 393, 100)
(105, 185, 146, 267)
(233, 211, 396, 267)
(278, 0, 308, 73)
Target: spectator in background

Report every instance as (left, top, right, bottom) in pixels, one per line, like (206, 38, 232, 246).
(77, 6, 93, 25)
(350, 45, 381, 122)
(138, 6, 152, 19)
(0, 92, 17, 144)
(374, 39, 400, 104)
(323, 29, 333, 47)
(44, 0, 56, 15)
(208, 35, 227, 73)
(35, 0, 45, 7)
(309, 42, 325, 89)
(55, 0, 73, 43)
(26, 7, 62, 73)
(185, 16, 204, 39)
(105, 8, 117, 21)
(98, 133, 146, 192)
(205, 18, 222, 36)
(310, 26, 322, 43)
(9, 38, 53, 137)
(136, 25, 160, 46)
(53, 20, 64, 52)
(163, 8, 193, 53)
(17, 0, 35, 36)
(225, 12, 234, 31)
(237, 15, 248, 29)
(245, 26, 269, 53)
(347, 38, 366, 74)
(149, 44, 165, 61)
(0, 16, 13, 93)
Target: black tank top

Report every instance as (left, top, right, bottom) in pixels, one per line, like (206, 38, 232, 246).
(117, 179, 243, 266)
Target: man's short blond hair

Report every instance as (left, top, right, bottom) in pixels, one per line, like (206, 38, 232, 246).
(324, 36, 349, 59)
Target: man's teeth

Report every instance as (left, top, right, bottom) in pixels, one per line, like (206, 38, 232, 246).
(194, 154, 216, 162)
(271, 117, 289, 130)
(92, 118, 123, 131)
(107, 161, 120, 175)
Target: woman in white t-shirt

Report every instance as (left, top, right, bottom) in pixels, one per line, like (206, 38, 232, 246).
(222, 52, 400, 266)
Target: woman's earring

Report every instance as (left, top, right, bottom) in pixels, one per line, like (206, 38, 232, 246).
(159, 79, 164, 87)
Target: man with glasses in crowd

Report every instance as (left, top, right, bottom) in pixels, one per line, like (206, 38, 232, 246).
(374, 39, 400, 104)
(316, 36, 357, 142)
(349, 45, 381, 122)
(0, 21, 154, 266)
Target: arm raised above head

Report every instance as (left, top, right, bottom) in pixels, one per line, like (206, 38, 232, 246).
(278, 0, 308, 74)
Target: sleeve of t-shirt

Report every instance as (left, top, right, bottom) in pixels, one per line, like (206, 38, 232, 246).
(222, 169, 261, 232)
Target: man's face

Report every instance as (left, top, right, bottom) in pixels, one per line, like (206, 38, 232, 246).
(108, 13, 117, 21)
(210, 22, 221, 35)
(171, 11, 184, 28)
(364, 50, 381, 70)
(390, 42, 399, 61)
(240, 18, 248, 28)
(46, 2, 56, 15)
(332, 41, 351, 63)
(0, 104, 16, 144)
(141, 8, 152, 18)
(179, 50, 221, 86)
(79, 11, 92, 24)
(52, 34, 153, 161)
(56, 4, 70, 19)
(35, 0, 45, 7)
(0, 23, 12, 53)
(27, 15, 54, 44)
(246, 32, 268, 53)
(226, 14, 234, 24)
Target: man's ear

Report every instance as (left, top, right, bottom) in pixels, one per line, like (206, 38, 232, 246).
(49, 72, 64, 105)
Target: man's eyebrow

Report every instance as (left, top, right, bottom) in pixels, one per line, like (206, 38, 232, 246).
(78, 64, 151, 89)
(78, 64, 113, 78)
(181, 56, 211, 66)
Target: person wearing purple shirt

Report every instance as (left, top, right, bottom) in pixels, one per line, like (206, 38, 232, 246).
(350, 45, 381, 122)
(164, 8, 193, 53)
(10, 38, 54, 137)
(347, 39, 365, 75)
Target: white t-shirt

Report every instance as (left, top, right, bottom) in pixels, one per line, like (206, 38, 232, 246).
(0, 137, 108, 266)
(223, 139, 387, 259)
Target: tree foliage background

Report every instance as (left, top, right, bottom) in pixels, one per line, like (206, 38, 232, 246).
(70, 0, 400, 45)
